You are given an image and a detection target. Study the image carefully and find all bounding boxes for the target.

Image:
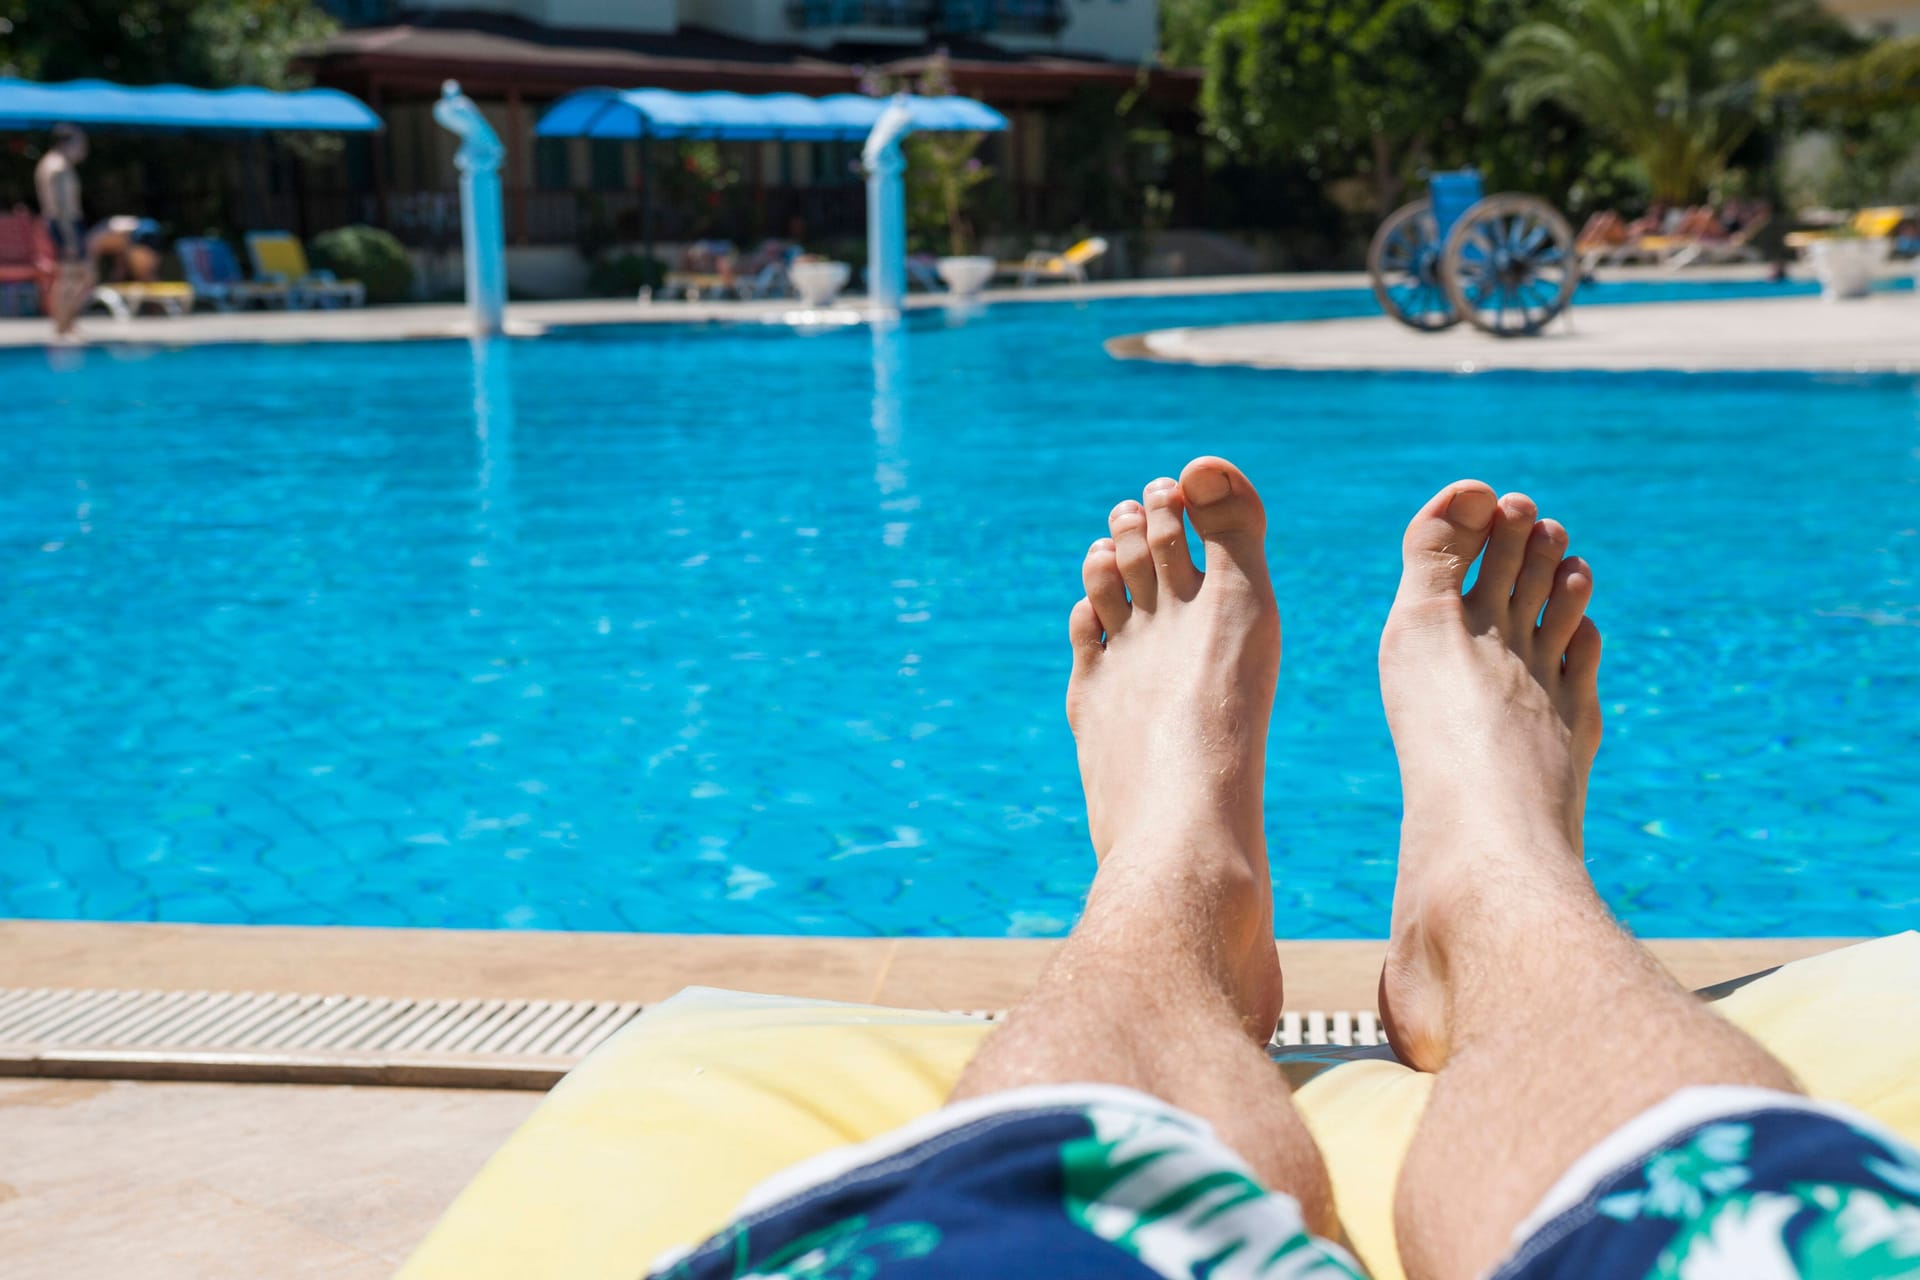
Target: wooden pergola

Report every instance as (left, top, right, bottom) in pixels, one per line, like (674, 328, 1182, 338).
(297, 15, 1200, 244)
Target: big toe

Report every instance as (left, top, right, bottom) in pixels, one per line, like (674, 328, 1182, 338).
(1178, 456, 1267, 579)
(1396, 481, 1497, 602)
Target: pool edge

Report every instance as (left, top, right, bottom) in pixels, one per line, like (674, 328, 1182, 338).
(0, 920, 1860, 1014)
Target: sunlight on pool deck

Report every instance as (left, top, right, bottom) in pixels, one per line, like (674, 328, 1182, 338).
(0, 260, 1873, 360)
(1118, 287, 1920, 373)
(0, 922, 1865, 1279)
(0, 271, 1374, 348)
(0, 1074, 536, 1280)
(0, 921, 1858, 1015)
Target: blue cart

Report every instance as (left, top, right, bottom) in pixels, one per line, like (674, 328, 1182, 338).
(1366, 170, 1577, 337)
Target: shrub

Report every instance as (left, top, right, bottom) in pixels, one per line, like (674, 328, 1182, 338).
(586, 251, 667, 297)
(309, 224, 414, 305)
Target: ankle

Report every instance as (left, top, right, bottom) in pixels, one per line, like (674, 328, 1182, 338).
(1394, 848, 1601, 974)
(1085, 842, 1268, 963)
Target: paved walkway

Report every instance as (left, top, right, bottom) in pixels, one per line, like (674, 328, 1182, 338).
(0, 264, 1784, 350)
(0, 922, 1858, 1278)
(0, 1076, 533, 1280)
(0, 274, 1372, 349)
(1118, 288, 1920, 374)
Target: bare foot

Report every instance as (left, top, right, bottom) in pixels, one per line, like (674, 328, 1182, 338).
(1376, 483, 1604, 1071)
(1066, 457, 1283, 1039)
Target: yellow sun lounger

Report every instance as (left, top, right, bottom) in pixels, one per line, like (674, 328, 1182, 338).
(1784, 206, 1911, 252)
(399, 932, 1920, 1280)
(1002, 235, 1109, 286)
(245, 231, 366, 309)
(87, 280, 195, 319)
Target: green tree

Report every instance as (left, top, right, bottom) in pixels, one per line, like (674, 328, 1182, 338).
(0, 0, 334, 87)
(1764, 37, 1920, 209)
(1764, 35, 1920, 116)
(1481, 0, 1848, 203)
(1175, 0, 1540, 210)
(0, 1, 339, 237)
(866, 53, 996, 255)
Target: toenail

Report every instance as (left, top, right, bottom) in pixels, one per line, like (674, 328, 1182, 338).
(1443, 486, 1496, 528)
(1146, 477, 1178, 495)
(1181, 466, 1231, 505)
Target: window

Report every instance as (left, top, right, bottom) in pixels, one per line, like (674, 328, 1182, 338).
(535, 138, 572, 190)
(591, 140, 626, 191)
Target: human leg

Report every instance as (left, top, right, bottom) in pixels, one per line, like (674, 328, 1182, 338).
(51, 257, 92, 337)
(1376, 483, 1800, 1280)
(950, 457, 1337, 1231)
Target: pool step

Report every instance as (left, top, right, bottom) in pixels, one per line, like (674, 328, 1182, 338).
(0, 987, 1384, 1089)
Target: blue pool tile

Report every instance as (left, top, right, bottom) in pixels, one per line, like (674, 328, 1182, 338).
(3, 292, 1917, 937)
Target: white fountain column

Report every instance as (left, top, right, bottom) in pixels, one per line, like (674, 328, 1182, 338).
(433, 80, 508, 337)
(862, 95, 916, 320)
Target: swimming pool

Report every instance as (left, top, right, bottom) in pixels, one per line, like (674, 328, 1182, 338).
(3, 281, 1916, 937)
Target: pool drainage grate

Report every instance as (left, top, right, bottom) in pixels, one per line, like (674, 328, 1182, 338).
(0, 988, 1384, 1090)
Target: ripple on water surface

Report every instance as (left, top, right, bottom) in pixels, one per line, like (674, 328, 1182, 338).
(2, 285, 1917, 937)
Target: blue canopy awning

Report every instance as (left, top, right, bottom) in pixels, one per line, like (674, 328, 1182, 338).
(0, 78, 382, 133)
(536, 89, 1007, 142)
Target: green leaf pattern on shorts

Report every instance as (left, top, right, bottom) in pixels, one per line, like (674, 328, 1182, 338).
(1596, 1119, 1920, 1279)
(658, 1216, 942, 1280)
(1060, 1103, 1364, 1279)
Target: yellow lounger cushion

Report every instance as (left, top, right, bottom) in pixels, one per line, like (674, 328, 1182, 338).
(398, 932, 1920, 1280)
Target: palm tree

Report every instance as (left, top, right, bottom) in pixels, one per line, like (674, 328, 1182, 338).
(1482, 0, 1842, 203)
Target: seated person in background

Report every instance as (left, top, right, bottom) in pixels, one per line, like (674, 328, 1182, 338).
(1673, 205, 1726, 239)
(1622, 203, 1672, 240)
(1575, 209, 1627, 252)
(89, 216, 166, 284)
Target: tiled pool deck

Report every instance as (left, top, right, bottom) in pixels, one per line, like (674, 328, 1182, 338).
(0, 920, 1855, 1012)
(0, 271, 1371, 348)
(0, 921, 1862, 1279)
(1116, 287, 1920, 374)
(0, 261, 1836, 354)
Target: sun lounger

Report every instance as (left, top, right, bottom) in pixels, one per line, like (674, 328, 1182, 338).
(395, 934, 1920, 1280)
(1647, 206, 1773, 270)
(1785, 206, 1912, 254)
(246, 231, 366, 309)
(86, 280, 195, 319)
(732, 239, 804, 299)
(178, 237, 290, 311)
(1002, 235, 1109, 286)
(660, 240, 743, 300)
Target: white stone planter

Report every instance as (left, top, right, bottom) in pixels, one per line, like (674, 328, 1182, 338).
(789, 260, 851, 308)
(1809, 237, 1891, 300)
(936, 255, 995, 298)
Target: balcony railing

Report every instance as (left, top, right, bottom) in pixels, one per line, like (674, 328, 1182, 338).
(939, 0, 1067, 32)
(785, 0, 935, 26)
(786, 0, 1065, 31)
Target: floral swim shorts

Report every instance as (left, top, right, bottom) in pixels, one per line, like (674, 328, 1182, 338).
(650, 1083, 1920, 1279)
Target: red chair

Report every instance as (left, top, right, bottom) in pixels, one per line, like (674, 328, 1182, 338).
(0, 207, 55, 316)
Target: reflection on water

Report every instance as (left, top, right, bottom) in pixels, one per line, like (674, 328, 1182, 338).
(870, 319, 920, 555)
(470, 334, 517, 567)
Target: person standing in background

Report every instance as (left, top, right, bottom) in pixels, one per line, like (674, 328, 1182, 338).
(34, 123, 92, 340)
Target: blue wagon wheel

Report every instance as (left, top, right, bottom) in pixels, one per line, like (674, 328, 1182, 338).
(1439, 194, 1578, 338)
(1367, 199, 1459, 331)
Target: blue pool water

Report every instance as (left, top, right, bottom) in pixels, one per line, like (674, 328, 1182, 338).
(3, 281, 1916, 937)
